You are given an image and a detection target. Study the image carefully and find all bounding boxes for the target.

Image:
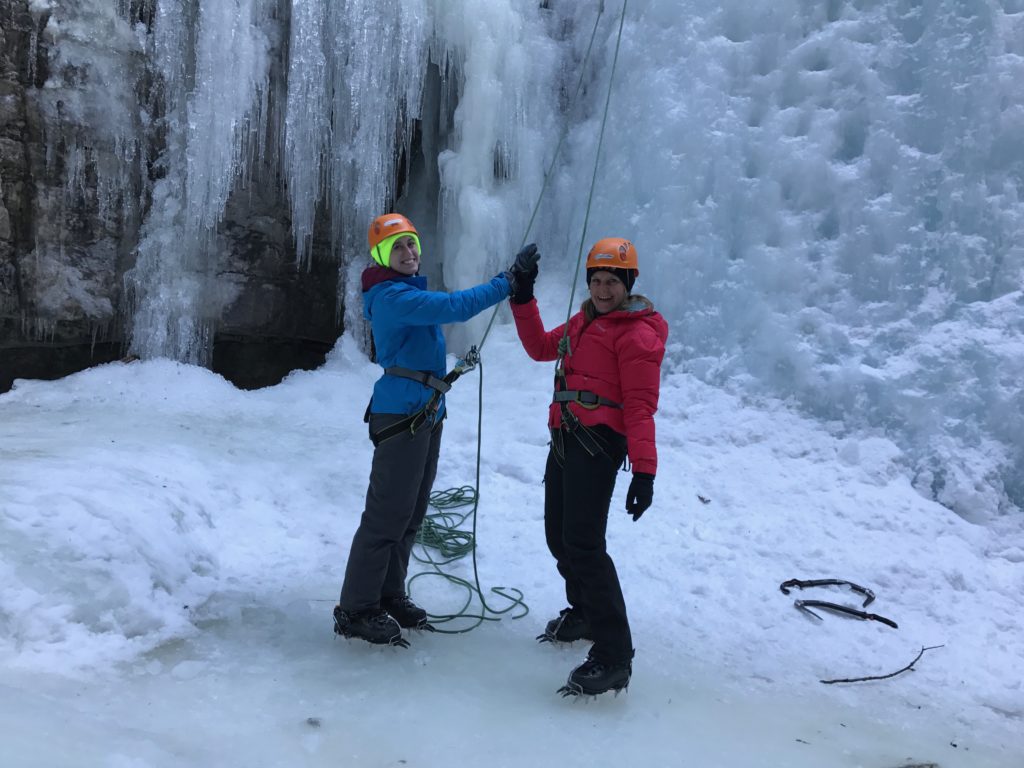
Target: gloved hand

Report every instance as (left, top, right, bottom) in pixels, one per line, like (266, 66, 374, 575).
(507, 243, 540, 304)
(512, 243, 540, 274)
(625, 472, 655, 521)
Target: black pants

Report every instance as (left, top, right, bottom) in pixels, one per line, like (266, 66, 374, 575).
(544, 423, 633, 664)
(338, 414, 443, 612)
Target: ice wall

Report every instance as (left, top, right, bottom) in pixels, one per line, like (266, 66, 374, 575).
(545, 0, 1024, 517)
(32, 0, 1022, 516)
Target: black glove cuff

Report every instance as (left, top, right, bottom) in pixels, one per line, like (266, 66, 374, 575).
(509, 266, 537, 304)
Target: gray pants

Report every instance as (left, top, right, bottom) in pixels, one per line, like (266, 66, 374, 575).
(338, 414, 443, 612)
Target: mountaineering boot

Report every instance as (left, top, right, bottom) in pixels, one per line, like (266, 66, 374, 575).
(381, 595, 432, 630)
(537, 607, 592, 643)
(333, 605, 408, 648)
(557, 655, 632, 697)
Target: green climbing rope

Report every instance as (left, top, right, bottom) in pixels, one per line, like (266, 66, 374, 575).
(415, 486, 478, 561)
(408, 361, 528, 633)
(406, 0, 631, 632)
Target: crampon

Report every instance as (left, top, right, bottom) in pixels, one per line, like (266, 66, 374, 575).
(557, 655, 631, 697)
(536, 607, 592, 644)
(333, 606, 410, 648)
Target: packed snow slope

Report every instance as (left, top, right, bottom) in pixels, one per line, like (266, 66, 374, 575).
(1, 325, 1021, 766)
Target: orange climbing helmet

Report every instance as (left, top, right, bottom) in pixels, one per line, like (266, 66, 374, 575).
(586, 237, 639, 275)
(368, 213, 420, 267)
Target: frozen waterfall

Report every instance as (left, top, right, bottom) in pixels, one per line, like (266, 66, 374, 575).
(33, 0, 1024, 516)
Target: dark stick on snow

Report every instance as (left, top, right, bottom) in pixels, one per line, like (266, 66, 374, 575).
(820, 645, 944, 685)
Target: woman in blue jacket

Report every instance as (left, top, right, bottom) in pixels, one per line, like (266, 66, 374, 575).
(333, 213, 538, 647)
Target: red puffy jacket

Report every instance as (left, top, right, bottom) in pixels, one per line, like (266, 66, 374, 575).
(511, 297, 668, 475)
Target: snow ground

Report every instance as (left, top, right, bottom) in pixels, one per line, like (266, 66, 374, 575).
(1, 325, 1022, 767)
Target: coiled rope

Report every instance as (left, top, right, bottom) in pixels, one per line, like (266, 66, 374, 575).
(407, 0, 630, 632)
(407, 364, 528, 633)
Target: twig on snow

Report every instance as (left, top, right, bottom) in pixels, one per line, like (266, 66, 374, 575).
(820, 645, 944, 685)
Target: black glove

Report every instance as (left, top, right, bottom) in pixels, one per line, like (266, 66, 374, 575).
(512, 243, 540, 274)
(507, 243, 540, 304)
(625, 472, 654, 521)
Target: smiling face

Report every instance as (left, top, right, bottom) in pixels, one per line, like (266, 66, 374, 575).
(588, 270, 628, 314)
(388, 235, 420, 275)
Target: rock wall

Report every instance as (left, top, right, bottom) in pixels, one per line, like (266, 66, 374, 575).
(1, 0, 44, 390)
(0, 0, 341, 393)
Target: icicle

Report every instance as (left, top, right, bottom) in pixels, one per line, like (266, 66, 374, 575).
(283, 0, 330, 269)
(184, 0, 271, 235)
(26, 2, 47, 85)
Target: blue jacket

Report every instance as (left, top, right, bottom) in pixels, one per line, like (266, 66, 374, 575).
(362, 267, 510, 419)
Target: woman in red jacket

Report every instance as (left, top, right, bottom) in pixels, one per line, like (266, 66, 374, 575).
(509, 237, 668, 697)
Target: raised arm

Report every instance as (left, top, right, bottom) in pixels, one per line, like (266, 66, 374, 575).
(389, 275, 510, 325)
(510, 299, 569, 362)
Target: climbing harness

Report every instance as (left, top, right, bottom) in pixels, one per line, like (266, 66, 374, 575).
(365, 348, 479, 447)
(552, 390, 623, 410)
(551, 385, 624, 460)
(385, 366, 451, 396)
(550, 382, 624, 462)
